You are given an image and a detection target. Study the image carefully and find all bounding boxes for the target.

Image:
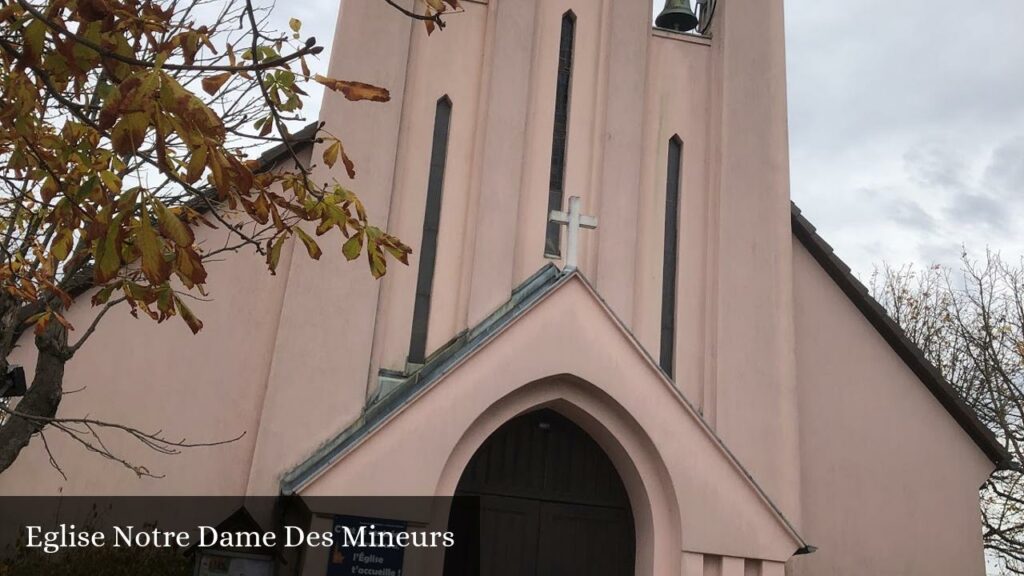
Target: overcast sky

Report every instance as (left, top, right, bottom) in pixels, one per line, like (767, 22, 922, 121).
(785, 0, 1024, 276)
(276, 0, 1024, 278)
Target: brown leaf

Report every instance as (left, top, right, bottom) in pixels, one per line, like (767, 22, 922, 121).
(381, 235, 412, 265)
(110, 112, 148, 156)
(337, 139, 356, 179)
(424, 12, 436, 35)
(201, 72, 232, 96)
(78, 0, 111, 21)
(174, 295, 204, 334)
(40, 177, 58, 204)
(174, 246, 207, 288)
(367, 240, 386, 279)
(252, 193, 271, 225)
(314, 75, 390, 102)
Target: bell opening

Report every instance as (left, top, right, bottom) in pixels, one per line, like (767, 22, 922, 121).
(655, 12, 700, 33)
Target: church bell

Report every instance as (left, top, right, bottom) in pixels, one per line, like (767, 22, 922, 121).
(655, 0, 699, 33)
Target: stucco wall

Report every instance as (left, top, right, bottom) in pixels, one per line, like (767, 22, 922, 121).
(789, 239, 992, 575)
(0, 158, 306, 494)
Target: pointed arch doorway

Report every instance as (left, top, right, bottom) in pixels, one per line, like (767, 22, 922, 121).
(443, 409, 636, 575)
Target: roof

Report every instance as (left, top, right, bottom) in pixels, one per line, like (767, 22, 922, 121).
(791, 203, 1014, 470)
(255, 122, 319, 170)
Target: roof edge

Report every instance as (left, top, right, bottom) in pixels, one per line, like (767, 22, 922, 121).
(280, 264, 566, 494)
(791, 202, 1013, 469)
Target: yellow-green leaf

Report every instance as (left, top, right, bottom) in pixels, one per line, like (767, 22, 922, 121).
(51, 228, 74, 261)
(294, 227, 322, 260)
(266, 235, 287, 273)
(342, 231, 363, 261)
(323, 140, 340, 169)
(266, 233, 286, 270)
(137, 207, 169, 284)
(153, 200, 194, 246)
(99, 170, 121, 194)
(93, 215, 124, 283)
(323, 138, 356, 179)
(24, 19, 45, 64)
(91, 284, 117, 306)
(186, 145, 207, 183)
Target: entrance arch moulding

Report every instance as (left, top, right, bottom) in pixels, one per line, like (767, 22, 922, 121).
(434, 375, 683, 576)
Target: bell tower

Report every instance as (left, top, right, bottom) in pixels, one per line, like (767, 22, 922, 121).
(703, 0, 802, 523)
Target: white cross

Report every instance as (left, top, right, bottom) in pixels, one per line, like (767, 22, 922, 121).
(549, 196, 598, 272)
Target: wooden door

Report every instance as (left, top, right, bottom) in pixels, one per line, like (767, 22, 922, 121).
(443, 410, 635, 576)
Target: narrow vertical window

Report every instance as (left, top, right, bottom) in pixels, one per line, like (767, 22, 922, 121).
(409, 96, 453, 365)
(545, 11, 576, 257)
(660, 136, 683, 376)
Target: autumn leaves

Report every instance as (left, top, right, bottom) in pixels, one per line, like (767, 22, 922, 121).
(0, 0, 413, 338)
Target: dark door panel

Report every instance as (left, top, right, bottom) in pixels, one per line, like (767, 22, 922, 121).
(443, 410, 635, 576)
(536, 502, 635, 576)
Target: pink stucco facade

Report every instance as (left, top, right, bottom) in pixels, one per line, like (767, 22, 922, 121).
(0, 0, 999, 574)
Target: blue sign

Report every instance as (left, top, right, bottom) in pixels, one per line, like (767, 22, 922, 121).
(326, 515, 407, 576)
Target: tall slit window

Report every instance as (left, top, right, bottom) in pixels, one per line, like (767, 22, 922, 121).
(660, 136, 683, 376)
(409, 96, 453, 365)
(545, 11, 577, 257)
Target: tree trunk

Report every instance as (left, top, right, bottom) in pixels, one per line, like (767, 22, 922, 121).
(0, 323, 67, 475)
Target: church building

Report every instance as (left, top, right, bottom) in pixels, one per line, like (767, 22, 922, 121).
(0, 0, 1013, 574)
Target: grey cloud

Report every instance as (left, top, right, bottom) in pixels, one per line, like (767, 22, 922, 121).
(945, 191, 1010, 233)
(890, 197, 939, 232)
(983, 138, 1024, 196)
(851, 186, 938, 232)
(903, 140, 966, 190)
